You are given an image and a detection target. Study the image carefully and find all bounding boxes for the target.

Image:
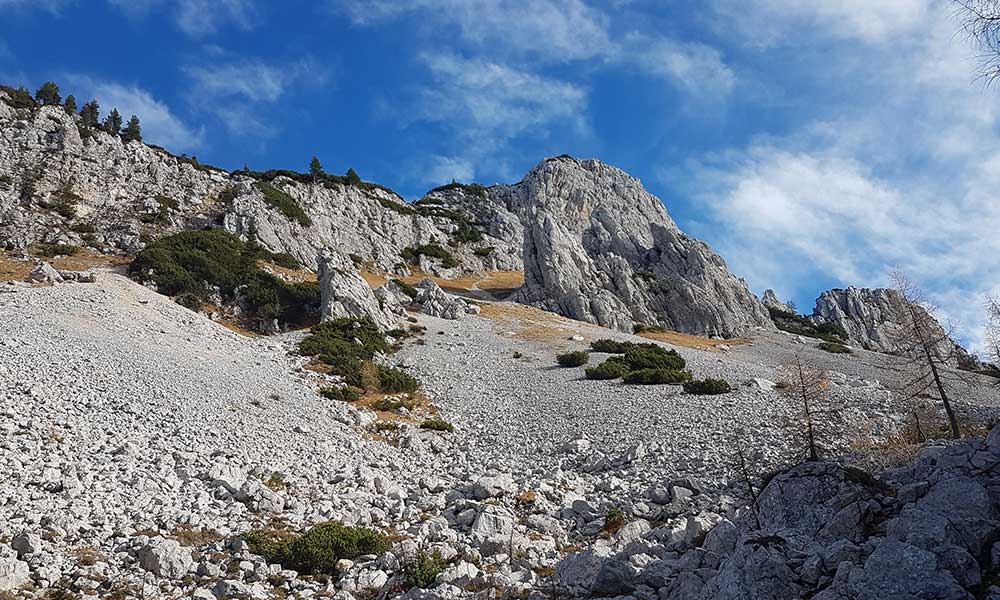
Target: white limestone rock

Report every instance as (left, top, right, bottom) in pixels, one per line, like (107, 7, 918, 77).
(317, 251, 399, 330)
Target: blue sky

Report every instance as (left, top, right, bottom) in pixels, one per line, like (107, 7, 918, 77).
(3, 0, 1000, 351)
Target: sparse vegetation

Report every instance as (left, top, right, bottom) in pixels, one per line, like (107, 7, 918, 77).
(299, 318, 392, 388)
(556, 351, 590, 367)
(769, 307, 849, 343)
(255, 181, 312, 227)
(621, 345, 686, 371)
(623, 368, 692, 385)
(404, 549, 449, 589)
(818, 341, 852, 354)
(473, 246, 495, 257)
(683, 378, 733, 395)
(35, 243, 79, 258)
(428, 180, 489, 198)
(245, 522, 389, 577)
(420, 419, 454, 432)
(129, 230, 319, 328)
(373, 396, 420, 412)
(602, 507, 626, 534)
(400, 243, 459, 269)
(319, 386, 363, 402)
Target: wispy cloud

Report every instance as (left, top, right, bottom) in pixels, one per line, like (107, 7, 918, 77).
(691, 1, 1000, 352)
(105, 0, 257, 36)
(67, 76, 204, 151)
(624, 34, 736, 97)
(0, 0, 73, 14)
(182, 56, 326, 136)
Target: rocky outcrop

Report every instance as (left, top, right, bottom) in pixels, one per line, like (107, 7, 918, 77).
(0, 95, 518, 274)
(762, 289, 794, 315)
(495, 157, 772, 336)
(412, 278, 480, 320)
(317, 252, 400, 330)
(810, 287, 974, 366)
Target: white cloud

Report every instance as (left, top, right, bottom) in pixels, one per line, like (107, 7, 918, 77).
(339, 0, 613, 62)
(625, 34, 736, 96)
(175, 0, 256, 35)
(0, 0, 72, 13)
(713, 0, 934, 46)
(415, 52, 588, 141)
(68, 77, 204, 152)
(185, 62, 294, 103)
(423, 155, 475, 186)
(694, 2, 1000, 353)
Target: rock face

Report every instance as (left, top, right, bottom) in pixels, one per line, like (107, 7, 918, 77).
(412, 278, 479, 320)
(0, 96, 518, 274)
(317, 252, 400, 330)
(810, 287, 973, 365)
(761, 289, 794, 314)
(498, 157, 772, 336)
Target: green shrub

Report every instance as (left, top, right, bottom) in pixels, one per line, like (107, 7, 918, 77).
(818, 341, 852, 354)
(319, 386, 363, 402)
(623, 368, 692, 385)
(393, 279, 419, 299)
(590, 339, 636, 354)
(602, 507, 626, 534)
(129, 230, 319, 327)
(473, 246, 495, 257)
(255, 181, 311, 227)
(452, 222, 483, 244)
(373, 396, 420, 412)
(404, 549, 449, 588)
(683, 378, 733, 395)
(175, 293, 201, 311)
(300, 318, 390, 358)
(622, 346, 685, 371)
(0, 85, 36, 109)
(420, 419, 454, 432)
(377, 365, 420, 393)
(557, 351, 590, 367)
(245, 522, 389, 576)
(633, 323, 668, 334)
(769, 308, 849, 343)
(375, 195, 418, 215)
(35, 243, 79, 258)
(585, 358, 631, 380)
(400, 244, 459, 269)
(154, 195, 179, 211)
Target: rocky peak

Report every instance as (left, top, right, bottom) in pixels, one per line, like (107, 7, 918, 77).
(762, 289, 795, 315)
(810, 286, 976, 366)
(494, 156, 773, 336)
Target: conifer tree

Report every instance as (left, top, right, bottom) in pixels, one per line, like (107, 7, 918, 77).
(34, 81, 61, 106)
(63, 95, 77, 115)
(121, 115, 142, 143)
(345, 167, 361, 185)
(103, 108, 123, 135)
(309, 156, 324, 183)
(80, 100, 100, 128)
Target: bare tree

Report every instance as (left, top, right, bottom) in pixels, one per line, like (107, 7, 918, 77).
(780, 355, 831, 461)
(985, 296, 1000, 367)
(888, 270, 964, 438)
(732, 430, 762, 530)
(956, 0, 1000, 84)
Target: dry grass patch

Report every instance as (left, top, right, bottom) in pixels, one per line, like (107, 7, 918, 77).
(258, 260, 316, 284)
(361, 268, 523, 296)
(72, 546, 104, 566)
(478, 301, 594, 343)
(171, 524, 224, 547)
(636, 329, 750, 352)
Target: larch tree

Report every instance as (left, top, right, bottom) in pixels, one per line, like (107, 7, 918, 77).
(887, 270, 964, 439)
(780, 355, 836, 461)
(957, 0, 1000, 84)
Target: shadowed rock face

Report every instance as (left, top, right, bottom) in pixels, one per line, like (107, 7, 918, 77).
(494, 157, 773, 337)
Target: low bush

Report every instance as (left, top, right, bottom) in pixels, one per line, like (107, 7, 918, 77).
(622, 346, 685, 371)
(255, 181, 312, 227)
(404, 549, 449, 589)
(377, 366, 420, 393)
(818, 342, 852, 354)
(557, 351, 590, 367)
(319, 386, 363, 402)
(633, 323, 668, 334)
(585, 358, 632, 380)
(392, 279, 419, 299)
(130, 230, 320, 327)
(35, 243, 78, 257)
(420, 419, 454, 432)
(400, 244, 459, 269)
(683, 378, 732, 395)
(300, 318, 390, 358)
(473, 246, 494, 257)
(602, 507, 627, 534)
(769, 307, 849, 343)
(452, 222, 483, 244)
(590, 338, 636, 354)
(373, 396, 420, 412)
(245, 522, 389, 577)
(623, 368, 692, 385)
(428, 181, 489, 198)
